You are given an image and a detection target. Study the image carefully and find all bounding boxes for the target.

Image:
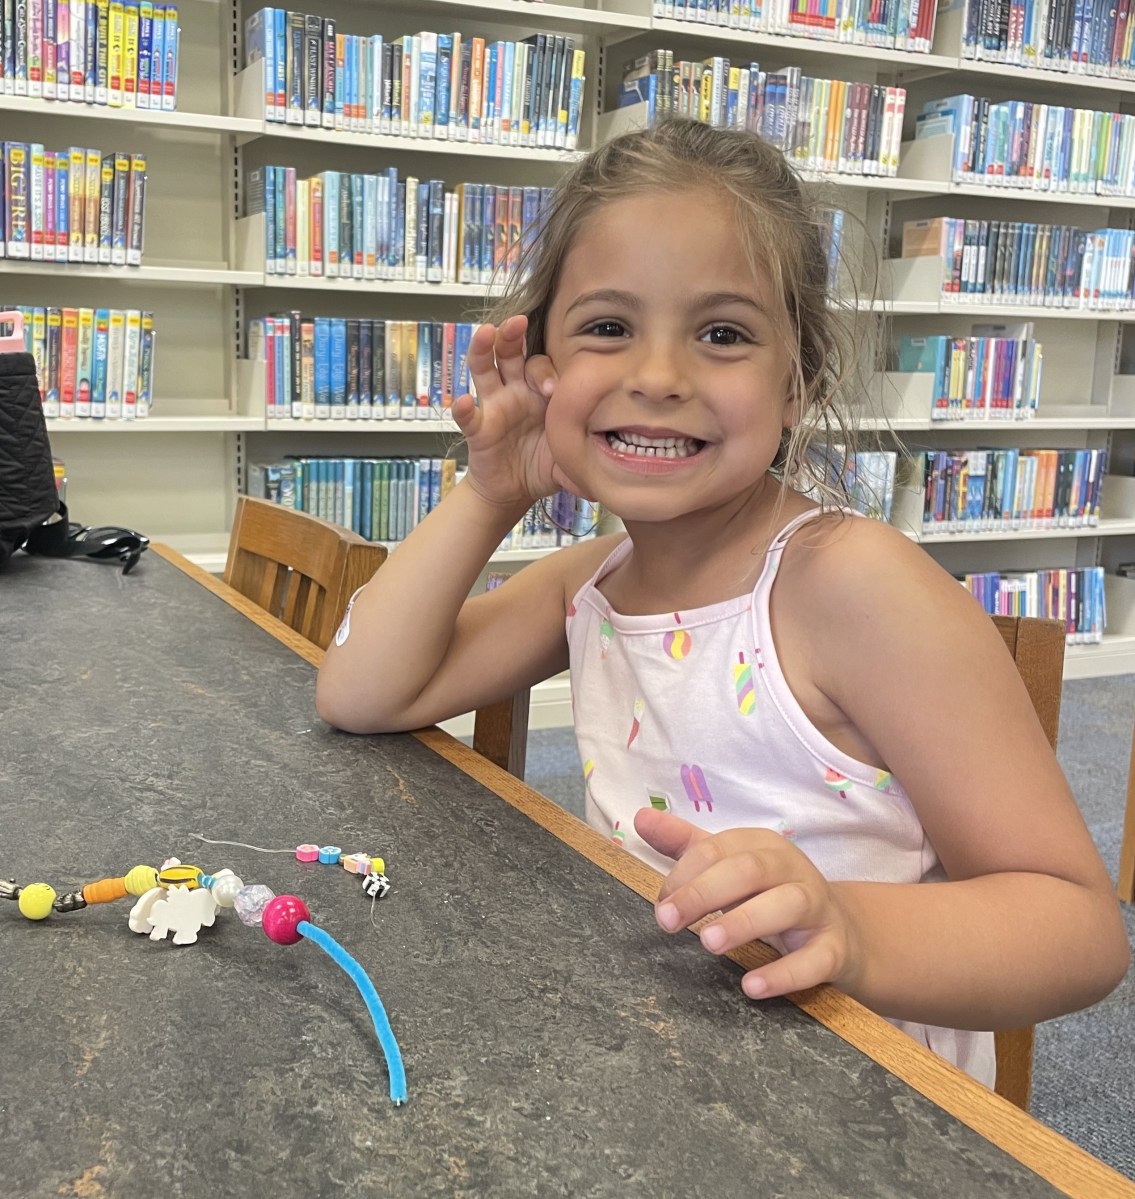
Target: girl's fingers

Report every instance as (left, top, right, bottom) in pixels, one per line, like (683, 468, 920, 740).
(450, 391, 479, 434)
(740, 933, 844, 1001)
(634, 807, 705, 863)
(494, 316, 529, 388)
(654, 824, 785, 906)
(465, 323, 503, 398)
(697, 882, 815, 955)
(655, 853, 776, 935)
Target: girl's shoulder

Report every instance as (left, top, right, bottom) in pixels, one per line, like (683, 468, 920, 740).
(516, 530, 628, 608)
(777, 510, 955, 617)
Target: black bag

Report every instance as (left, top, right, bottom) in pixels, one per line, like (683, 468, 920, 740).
(0, 328, 59, 570)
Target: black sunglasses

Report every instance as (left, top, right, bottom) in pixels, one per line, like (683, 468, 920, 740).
(63, 523, 151, 574)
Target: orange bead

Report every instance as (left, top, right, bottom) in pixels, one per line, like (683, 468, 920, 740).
(82, 876, 129, 905)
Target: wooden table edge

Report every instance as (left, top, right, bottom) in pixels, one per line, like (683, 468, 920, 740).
(152, 542, 1135, 1199)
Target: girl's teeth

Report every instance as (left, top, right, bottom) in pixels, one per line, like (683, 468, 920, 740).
(606, 432, 701, 459)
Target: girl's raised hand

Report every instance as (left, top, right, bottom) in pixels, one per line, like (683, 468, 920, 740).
(451, 316, 573, 508)
(634, 807, 862, 1001)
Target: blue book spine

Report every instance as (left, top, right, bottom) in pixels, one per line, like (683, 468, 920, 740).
(345, 33, 356, 129)
(313, 316, 331, 412)
(91, 309, 110, 418)
(351, 459, 363, 532)
(360, 461, 373, 541)
(418, 458, 431, 524)
(436, 33, 452, 133)
(351, 171, 363, 274)
(163, 6, 180, 110)
(480, 185, 494, 279)
(273, 165, 286, 271)
(381, 168, 397, 273)
(86, 1, 98, 96)
(501, 40, 515, 138)
(430, 457, 442, 513)
(273, 7, 287, 115)
(56, 157, 69, 259)
(324, 170, 339, 275)
(138, 5, 153, 107)
(394, 180, 405, 275)
(273, 318, 287, 420)
(149, 6, 167, 111)
(454, 321, 473, 397)
(486, 42, 499, 141)
(330, 317, 347, 415)
(264, 163, 276, 270)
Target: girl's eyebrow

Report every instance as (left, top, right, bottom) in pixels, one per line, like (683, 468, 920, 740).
(564, 289, 642, 315)
(564, 288, 768, 316)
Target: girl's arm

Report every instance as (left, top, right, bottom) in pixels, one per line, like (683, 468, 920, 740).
(810, 520, 1128, 1027)
(316, 317, 602, 734)
(639, 518, 1128, 1030)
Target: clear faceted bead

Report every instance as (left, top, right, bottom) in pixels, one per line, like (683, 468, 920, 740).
(233, 883, 276, 927)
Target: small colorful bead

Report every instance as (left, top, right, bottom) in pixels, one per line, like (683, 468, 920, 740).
(340, 853, 370, 875)
(295, 844, 320, 862)
(82, 876, 129, 905)
(261, 894, 310, 945)
(233, 884, 276, 927)
(362, 872, 391, 900)
(124, 865, 158, 896)
(370, 857, 386, 876)
(18, 883, 57, 921)
(318, 845, 342, 865)
(209, 872, 244, 909)
(158, 864, 201, 890)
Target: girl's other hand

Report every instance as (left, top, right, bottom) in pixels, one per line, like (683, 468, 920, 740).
(634, 807, 862, 1001)
(451, 316, 576, 508)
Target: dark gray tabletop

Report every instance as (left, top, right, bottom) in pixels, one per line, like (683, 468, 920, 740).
(0, 552, 1064, 1199)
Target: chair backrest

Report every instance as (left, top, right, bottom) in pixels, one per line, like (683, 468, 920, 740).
(224, 496, 387, 651)
(990, 614, 1067, 1113)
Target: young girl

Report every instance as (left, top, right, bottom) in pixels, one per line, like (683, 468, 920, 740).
(316, 120, 1128, 1088)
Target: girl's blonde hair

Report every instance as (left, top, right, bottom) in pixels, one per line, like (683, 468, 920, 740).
(489, 118, 876, 507)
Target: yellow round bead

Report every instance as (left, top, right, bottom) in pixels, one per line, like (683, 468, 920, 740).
(370, 857, 385, 876)
(18, 883, 57, 921)
(124, 865, 159, 896)
(158, 864, 201, 890)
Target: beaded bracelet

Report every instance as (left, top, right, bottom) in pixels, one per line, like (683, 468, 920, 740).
(2, 841, 406, 1106)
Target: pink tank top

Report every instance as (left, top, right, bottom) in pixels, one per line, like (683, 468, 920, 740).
(565, 510, 996, 1087)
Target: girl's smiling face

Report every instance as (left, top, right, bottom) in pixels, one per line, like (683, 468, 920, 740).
(541, 188, 795, 528)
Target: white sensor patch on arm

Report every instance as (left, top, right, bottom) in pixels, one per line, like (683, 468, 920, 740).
(334, 586, 367, 646)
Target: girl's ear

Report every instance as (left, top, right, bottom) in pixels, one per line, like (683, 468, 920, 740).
(780, 381, 802, 431)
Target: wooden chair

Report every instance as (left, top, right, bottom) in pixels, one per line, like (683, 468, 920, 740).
(989, 614, 1067, 1113)
(224, 496, 388, 651)
(472, 613, 1066, 1112)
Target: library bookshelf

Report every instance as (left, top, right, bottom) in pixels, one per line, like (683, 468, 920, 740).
(6, 0, 1135, 737)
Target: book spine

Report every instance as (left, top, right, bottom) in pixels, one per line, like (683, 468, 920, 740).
(127, 151, 146, 264)
(105, 307, 125, 416)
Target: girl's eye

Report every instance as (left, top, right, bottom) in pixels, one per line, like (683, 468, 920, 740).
(584, 321, 627, 338)
(703, 326, 747, 346)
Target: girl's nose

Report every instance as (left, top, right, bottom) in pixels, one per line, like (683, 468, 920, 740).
(625, 341, 690, 404)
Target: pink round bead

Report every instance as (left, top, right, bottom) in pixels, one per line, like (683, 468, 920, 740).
(295, 844, 320, 862)
(261, 894, 310, 945)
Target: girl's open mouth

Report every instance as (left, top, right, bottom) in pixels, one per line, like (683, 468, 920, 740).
(604, 431, 706, 459)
